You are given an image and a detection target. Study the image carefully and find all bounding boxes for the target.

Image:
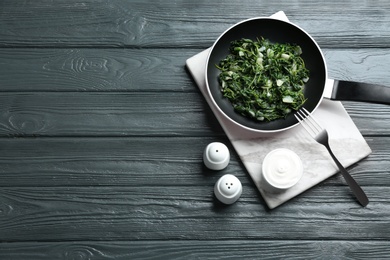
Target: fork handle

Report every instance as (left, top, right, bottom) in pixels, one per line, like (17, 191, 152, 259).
(325, 146, 369, 207)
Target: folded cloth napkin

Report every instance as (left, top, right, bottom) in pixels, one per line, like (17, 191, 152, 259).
(186, 11, 371, 208)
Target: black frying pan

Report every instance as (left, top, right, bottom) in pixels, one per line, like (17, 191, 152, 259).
(206, 17, 327, 132)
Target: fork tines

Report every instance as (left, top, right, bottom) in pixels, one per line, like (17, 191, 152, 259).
(294, 107, 322, 138)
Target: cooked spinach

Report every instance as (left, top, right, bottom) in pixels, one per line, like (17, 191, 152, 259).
(216, 38, 309, 121)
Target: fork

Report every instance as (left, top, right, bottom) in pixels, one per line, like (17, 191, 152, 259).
(295, 107, 369, 207)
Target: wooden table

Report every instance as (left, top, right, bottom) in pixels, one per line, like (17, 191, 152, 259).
(1, 1, 390, 259)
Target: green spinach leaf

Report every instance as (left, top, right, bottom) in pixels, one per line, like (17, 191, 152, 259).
(216, 38, 309, 121)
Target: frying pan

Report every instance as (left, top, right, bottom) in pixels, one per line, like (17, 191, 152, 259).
(206, 17, 327, 133)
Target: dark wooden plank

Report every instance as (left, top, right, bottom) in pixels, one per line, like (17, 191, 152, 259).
(1, 48, 390, 92)
(0, 48, 198, 92)
(343, 102, 390, 136)
(0, 92, 224, 137)
(1, 240, 390, 259)
(1, 0, 390, 48)
(0, 184, 389, 241)
(0, 0, 389, 257)
(0, 136, 386, 187)
(0, 47, 389, 137)
(0, 91, 388, 137)
(0, 136, 231, 187)
(324, 49, 390, 86)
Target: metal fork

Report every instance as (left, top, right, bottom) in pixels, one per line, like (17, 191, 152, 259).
(295, 107, 369, 207)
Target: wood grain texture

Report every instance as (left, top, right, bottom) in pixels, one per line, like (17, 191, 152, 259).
(0, 185, 389, 241)
(0, 92, 388, 137)
(0, 0, 389, 259)
(0, 136, 386, 243)
(1, 0, 390, 48)
(0, 136, 386, 187)
(1, 241, 390, 259)
(0, 92, 225, 137)
(1, 48, 390, 91)
(0, 48, 195, 92)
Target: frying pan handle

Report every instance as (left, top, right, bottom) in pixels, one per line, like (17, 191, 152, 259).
(331, 80, 390, 105)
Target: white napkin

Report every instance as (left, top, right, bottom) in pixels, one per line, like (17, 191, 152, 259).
(186, 11, 371, 208)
